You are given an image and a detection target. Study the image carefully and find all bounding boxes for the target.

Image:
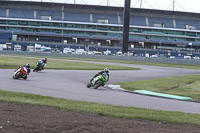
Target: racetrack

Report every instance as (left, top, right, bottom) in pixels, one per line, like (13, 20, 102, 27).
(0, 59, 200, 114)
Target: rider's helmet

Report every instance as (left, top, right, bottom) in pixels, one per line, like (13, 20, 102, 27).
(44, 58, 47, 61)
(26, 64, 30, 69)
(42, 58, 47, 63)
(104, 68, 109, 74)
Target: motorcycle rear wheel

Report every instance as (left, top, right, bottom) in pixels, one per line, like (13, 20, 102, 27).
(23, 75, 27, 80)
(87, 83, 91, 88)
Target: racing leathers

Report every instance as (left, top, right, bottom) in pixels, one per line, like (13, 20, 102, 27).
(91, 71, 109, 83)
(14, 66, 28, 79)
(37, 60, 47, 70)
(17, 65, 30, 75)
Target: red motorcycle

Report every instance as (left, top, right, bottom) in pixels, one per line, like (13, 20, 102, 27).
(13, 67, 28, 80)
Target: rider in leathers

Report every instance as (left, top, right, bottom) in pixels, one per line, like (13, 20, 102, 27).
(17, 64, 31, 75)
(37, 58, 47, 70)
(14, 64, 31, 79)
(91, 68, 109, 83)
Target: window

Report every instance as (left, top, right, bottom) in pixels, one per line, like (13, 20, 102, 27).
(63, 30, 71, 34)
(97, 25, 108, 30)
(7, 27, 20, 30)
(0, 20, 6, 24)
(109, 26, 119, 31)
(64, 24, 73, 28)
(40, 29, 51, 32)
(186, 32, 196, 37)
(18, 21, 28, 25)
(130, 28, 141, 33)
(30, 22, 40, 26)
(53, 23, 62, 28)
(74, 31, 84, 34)
(74, 24, 85, 28)
(41, 22, 52, 27)
(52, 29, 61, 33)
(86, 25, 96, 29)
(8, 21, 17, 25)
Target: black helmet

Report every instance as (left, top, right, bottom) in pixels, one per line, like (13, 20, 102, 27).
(44, 58, 47, 61)
(104, 68, 109, 73)
(26, 64, 30, 69)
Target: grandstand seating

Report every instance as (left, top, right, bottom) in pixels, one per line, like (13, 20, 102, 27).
(64, 12, 90, 22)
(37, 10, 62, 20)
(0, 8, 7, 17)
(9, 8, 34, 19)
(93, 13, 118, 24)
(148, 17, 174, 28)
(130, 16, 146, 26)
(1, 1, 200, 56)
(0, 6, 199, 31)
(175, 19, 199, 30)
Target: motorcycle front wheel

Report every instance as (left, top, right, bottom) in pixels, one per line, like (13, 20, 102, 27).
(33, 67, 39, 72)
(14, 72, 21, 79)
(94, 80, 103, 89)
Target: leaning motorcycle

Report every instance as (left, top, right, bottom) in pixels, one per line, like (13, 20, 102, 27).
(13, 67, 28, 80)
(33, 61, 45, 72)
(87, 73, 108, 89)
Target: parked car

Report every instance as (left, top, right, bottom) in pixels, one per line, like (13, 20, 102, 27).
(92, 51, 102, 55)
(150, 54, 158, 58)
(116, 51, 123, 56)
(75, 49, 87, 54)
(104, 50, 112, 55)
(63, 48, 75, 54)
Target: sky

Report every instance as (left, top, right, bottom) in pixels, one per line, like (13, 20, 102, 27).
(11, 0, 200, 13)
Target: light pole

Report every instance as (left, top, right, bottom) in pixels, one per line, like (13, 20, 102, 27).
(122, 0, 131, 54)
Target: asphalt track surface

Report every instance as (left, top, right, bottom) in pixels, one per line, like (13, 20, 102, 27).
(0, 59, 200, 114)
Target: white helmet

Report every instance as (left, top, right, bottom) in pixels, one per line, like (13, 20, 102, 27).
(104, 68, 109, 73)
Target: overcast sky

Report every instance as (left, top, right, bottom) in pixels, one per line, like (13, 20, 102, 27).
(13, 0, 200, 13)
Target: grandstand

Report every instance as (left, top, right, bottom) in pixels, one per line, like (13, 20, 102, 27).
(0, 0, 200, 57)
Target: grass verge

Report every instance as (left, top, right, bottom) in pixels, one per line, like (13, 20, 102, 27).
(1, 54, 200, 125)
(116, 74, 200, 100)
(0, 55, 139, 70)
(2, 54, 200, 70)
(34, 56, 200, 70)
(0, 89, 200, 125)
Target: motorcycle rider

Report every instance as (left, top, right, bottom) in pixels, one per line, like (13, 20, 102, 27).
(14, 64, 31, 79)
(17, 64, 31, 75)
(35, 58, 47, 71)
(41, 58, 47, 70)
(91, 68, 109, 83)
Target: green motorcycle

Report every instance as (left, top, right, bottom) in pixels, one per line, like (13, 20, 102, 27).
(33, 61, 45, 72)
(87, 73, 108, 89)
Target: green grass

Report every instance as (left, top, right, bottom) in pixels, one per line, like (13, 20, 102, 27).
(2, 54, 200, 70)
(0, 55, 139, 70)
(0, 89, 200, 125)
(116, 74, 200, 100)
(43, 56, 200, 70)
(1, 54, 200, 125)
